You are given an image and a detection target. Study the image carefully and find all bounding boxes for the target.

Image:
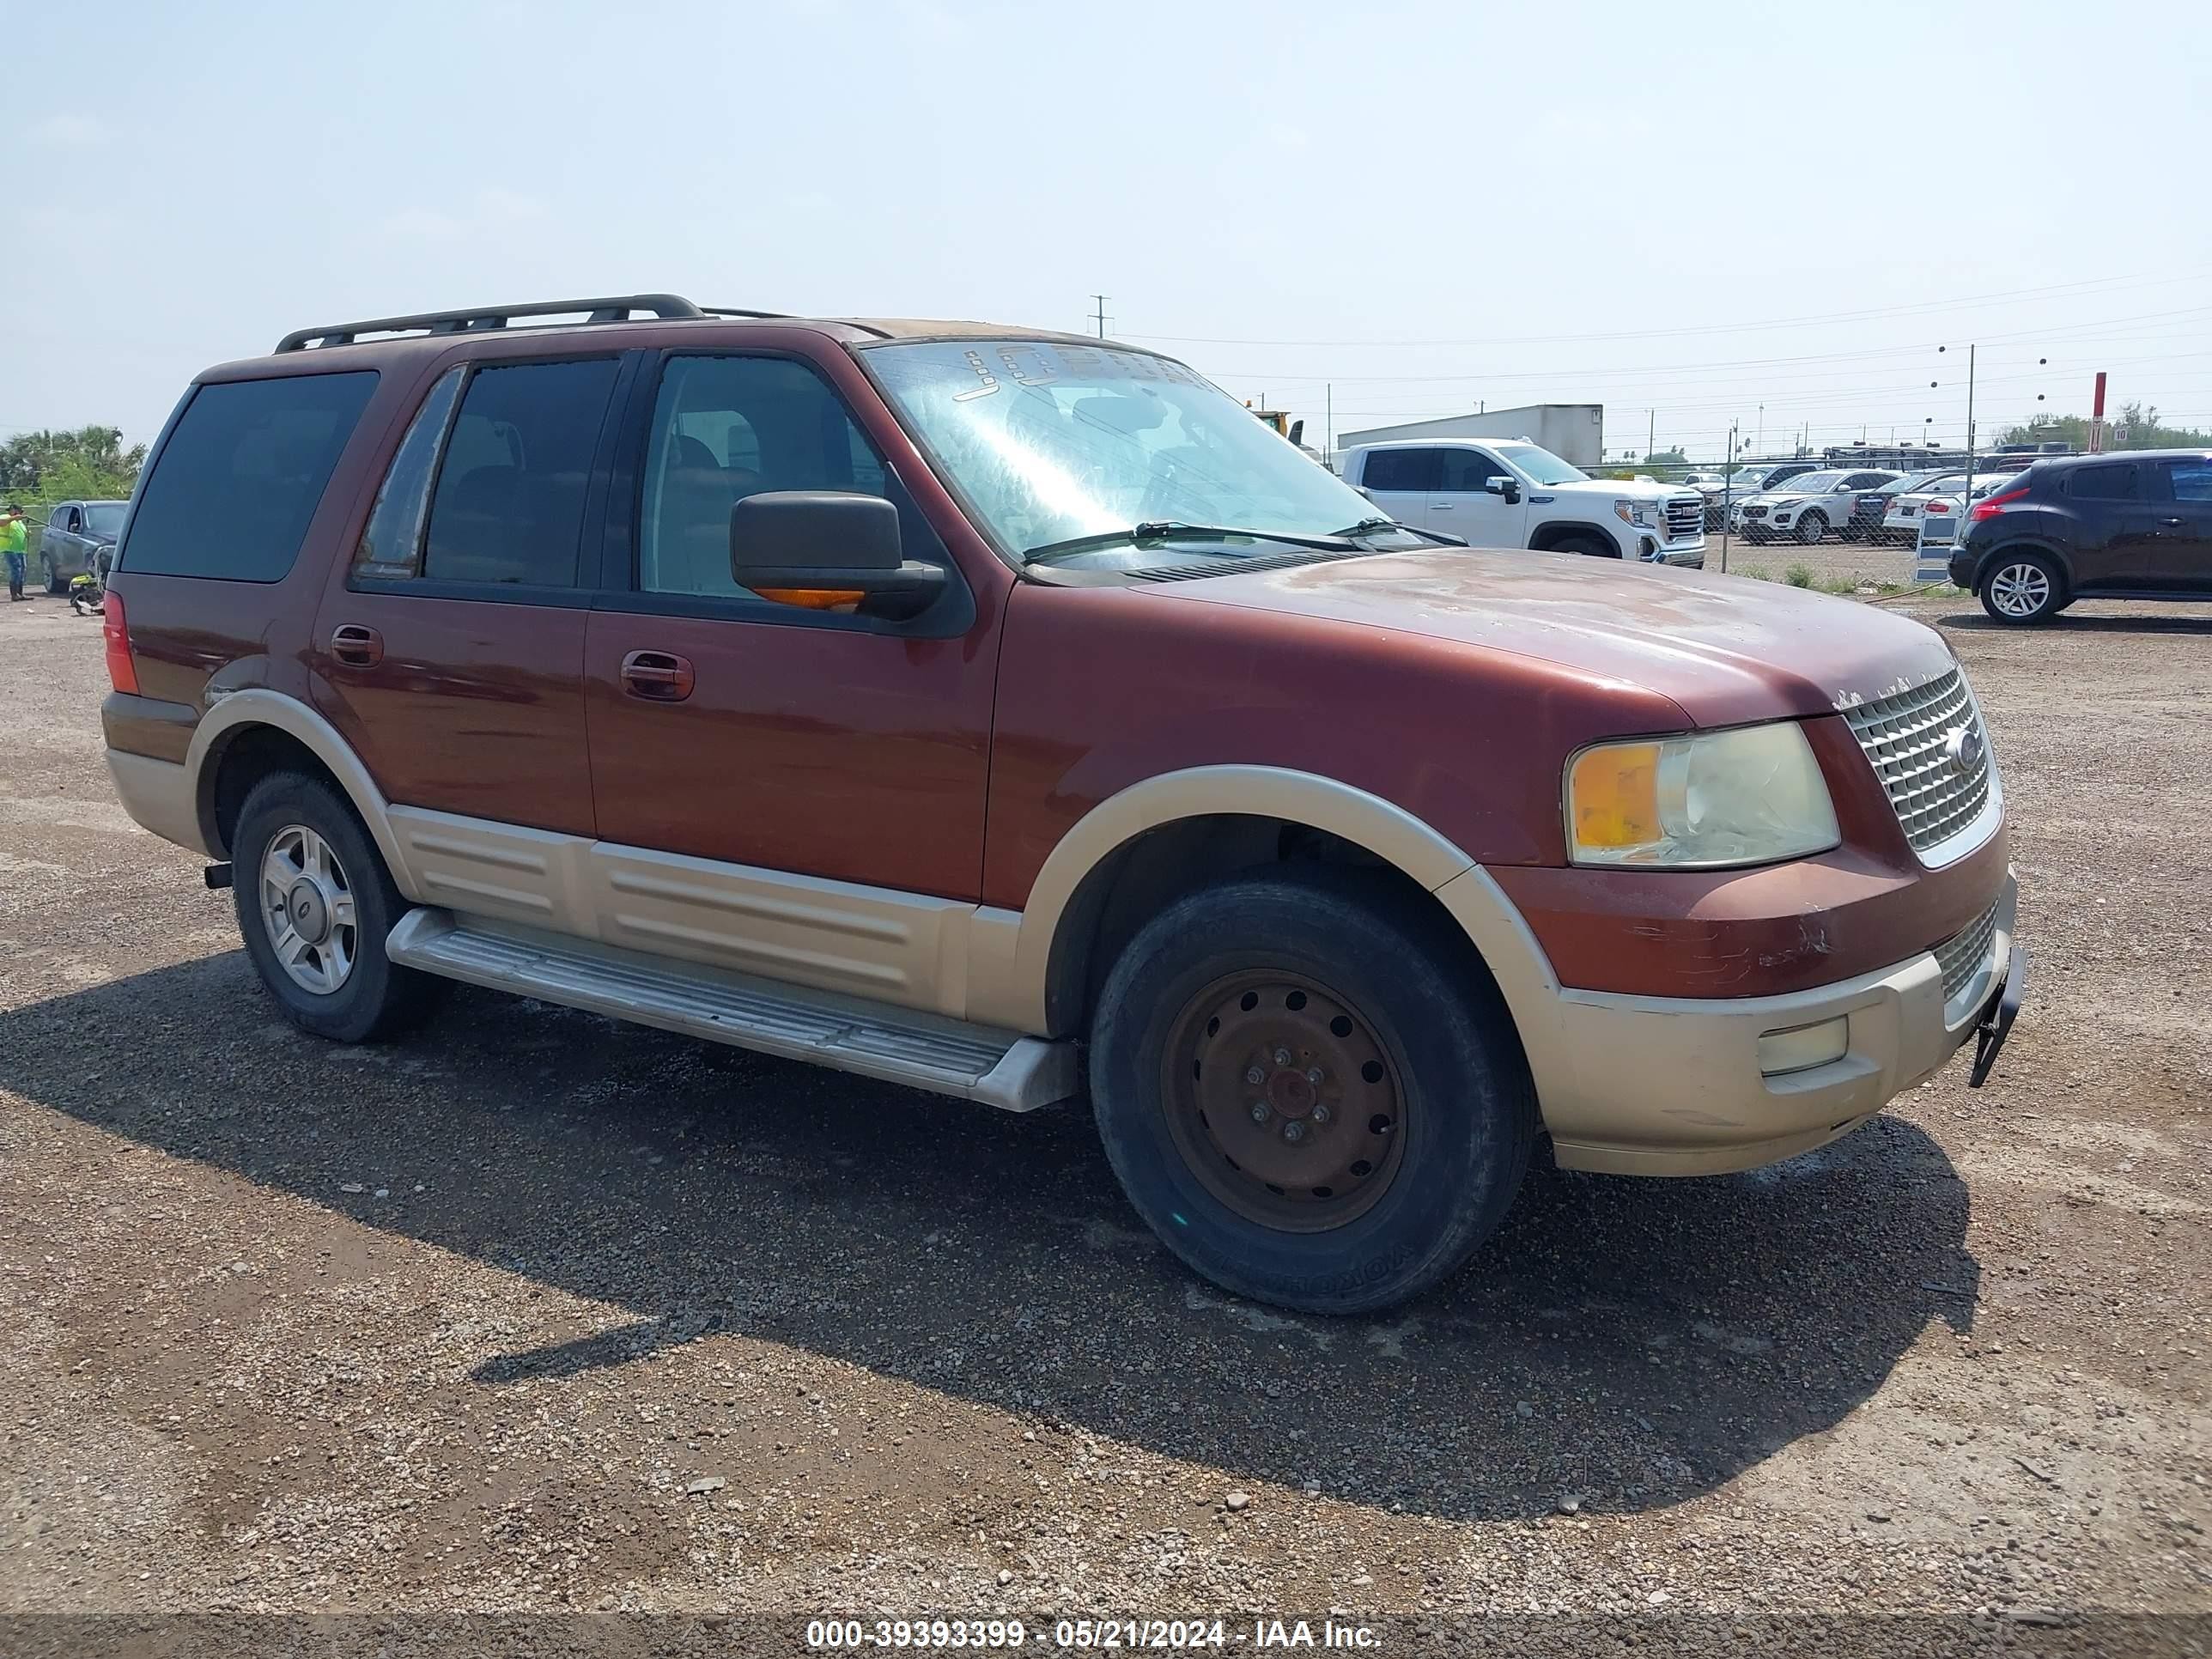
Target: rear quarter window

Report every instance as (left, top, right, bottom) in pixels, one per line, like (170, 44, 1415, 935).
(121, 371, 379, 581)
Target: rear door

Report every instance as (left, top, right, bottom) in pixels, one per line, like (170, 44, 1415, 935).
(1354, 447, 1442, 530)
(2061, 460, 2163, 592)
(2145, 457, 2212, 590)
(313, 352, 624, 838)
(1430, 447, 1528, 548)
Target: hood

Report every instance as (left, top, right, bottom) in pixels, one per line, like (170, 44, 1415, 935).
(1582, 477, 1691, 501)
(1144, 549, 1955, 729)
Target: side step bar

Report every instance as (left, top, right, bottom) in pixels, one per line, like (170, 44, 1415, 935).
(385, 909, 1079, 1112)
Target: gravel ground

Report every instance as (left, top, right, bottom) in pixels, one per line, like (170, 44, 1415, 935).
(1, 588, 2208, 1650)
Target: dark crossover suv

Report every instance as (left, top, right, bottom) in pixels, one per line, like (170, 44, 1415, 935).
(97, 293, 2024, 1313)
(1952, 451, 2212, 623)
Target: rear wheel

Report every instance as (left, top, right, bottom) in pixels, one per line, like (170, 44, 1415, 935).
(1979, 552, 2063, 624)
(233, 772, 447, 1042)
(1796, 510, 1828, 544)
(1090, 869, 1535, 1315)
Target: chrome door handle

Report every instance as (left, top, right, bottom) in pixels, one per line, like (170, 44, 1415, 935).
(329, 623, 384, 667)
(2159, 516, 2186, 526)
(1431, 503, 1454, 510)
(621, 649, 696, 702)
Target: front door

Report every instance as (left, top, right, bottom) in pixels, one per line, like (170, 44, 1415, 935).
(580, 349, 995, 1011)
(1430, 447, 1528, 549)
(2144, 457, 2212, 591)
(313, 353, 623, 839)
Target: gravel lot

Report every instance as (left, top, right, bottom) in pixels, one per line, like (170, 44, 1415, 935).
(2, 586, 2208, 1650)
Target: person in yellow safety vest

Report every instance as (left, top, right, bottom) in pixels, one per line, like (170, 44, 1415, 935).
(2, 506, 28, 602)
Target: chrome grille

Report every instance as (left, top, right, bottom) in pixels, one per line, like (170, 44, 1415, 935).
(1665, 497, 1703, 542)
(1934, 900, 2000, 1007)
(1841, 668, 1994, 858)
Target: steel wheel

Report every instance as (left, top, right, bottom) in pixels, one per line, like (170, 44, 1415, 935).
(258, 823, 359, 995)
(1161, 969, 1408, 1233)
(1988, 561, 2052, 618)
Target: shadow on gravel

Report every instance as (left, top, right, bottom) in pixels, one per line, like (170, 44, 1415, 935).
(1936, 608, 2212, 635)
(8, 953, 1983, 1524)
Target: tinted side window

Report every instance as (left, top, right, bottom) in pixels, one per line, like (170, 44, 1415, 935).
(638, 356, 892, 597)
(1437, 449, 1506, 491)
(121, 372, 378, 581)
(1360, 448, 1442, 492)
(421, 359, 620, 587)
(2069, 464, 2136, 501)
(2159, 459, 2212, 503)
(352, 367, 465, 580)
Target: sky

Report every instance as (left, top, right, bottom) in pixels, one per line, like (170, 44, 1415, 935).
(5, 0, 2210, 465)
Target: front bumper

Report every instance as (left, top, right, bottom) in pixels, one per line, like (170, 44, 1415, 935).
(1536, 871, 2020, 1176)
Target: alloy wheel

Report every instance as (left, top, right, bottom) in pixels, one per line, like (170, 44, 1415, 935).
(1989, 562, 2053, 618)
(258, 823, 359, 995)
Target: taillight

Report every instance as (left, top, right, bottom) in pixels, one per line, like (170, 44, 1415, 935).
(102, 590, 139, 695)
(1924, 500, 1951, 514)
(1970, 488, 2027, 522)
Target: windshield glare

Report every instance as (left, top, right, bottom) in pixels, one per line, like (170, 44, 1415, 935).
(1777, 471, 1844, 494)
(1489, 441, 1587, 486)
(84, 503, 127, 537)
(864, 341, 1385, 558)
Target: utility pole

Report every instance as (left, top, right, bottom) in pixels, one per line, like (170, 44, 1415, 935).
(1647, 409, 1656, 461)
(1721, 421, 1739, 574)
(1756, 405, 1764, 453)
(1325, 384, 1333, 467)
(1090, 295, 1111, 339)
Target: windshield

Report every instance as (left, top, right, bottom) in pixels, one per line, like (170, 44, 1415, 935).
(83, 502, 127, 537)
(865, 340, 1384, 559)
(1891, 471, 1954, 493)
(1775, 471, 1845, 494)
(1487, 441, 1588, 486)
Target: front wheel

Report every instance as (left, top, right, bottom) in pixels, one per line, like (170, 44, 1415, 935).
(1553, 532, 1618, 559)
(1979, 552, 2064, 624)
(233, 771, 447, 1042)
(46, 559, 69, 595)
(1090, 869, 1535, 1315)
(1796, 511, 1828, 545)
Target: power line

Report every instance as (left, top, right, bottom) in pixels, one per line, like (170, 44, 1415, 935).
(1118, 270, 2212, 350)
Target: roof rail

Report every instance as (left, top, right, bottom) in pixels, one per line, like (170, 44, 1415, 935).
(273, 294, 732, 354)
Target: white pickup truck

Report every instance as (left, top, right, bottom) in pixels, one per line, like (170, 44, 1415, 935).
(1339, 437, 1706, 565)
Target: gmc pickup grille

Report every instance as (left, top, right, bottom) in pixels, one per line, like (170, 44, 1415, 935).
(1664, 497, 1702, 542)
(1841, 668, 1996, 861)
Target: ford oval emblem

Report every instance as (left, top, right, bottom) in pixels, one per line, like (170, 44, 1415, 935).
(1943, 725, 1984, 776)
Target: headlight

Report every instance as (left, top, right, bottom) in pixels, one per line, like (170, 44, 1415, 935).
(1565, 722, 1840, 868)
(1613, 498, 1656, 528)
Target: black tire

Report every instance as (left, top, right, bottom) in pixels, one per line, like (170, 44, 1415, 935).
(1553, 532, 1617, 559)
(1977, 550, 2065, 625)
(1090, 867, 1536, 1315)
(46, 560, 69, 595)
(232, 771, 447, 1042)
(1796, 510, 1828, 545)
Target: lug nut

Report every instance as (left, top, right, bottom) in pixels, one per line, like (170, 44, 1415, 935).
(1273, 1048, 1291, 1066)
(1282, 1120, 1305, 1144)
(1305, 1066, 1323, 1084)
(1249, 1103, 1269, 1124)
(1312, 1103, 1332, 1125)
(1246, 1066, 1267, 1085)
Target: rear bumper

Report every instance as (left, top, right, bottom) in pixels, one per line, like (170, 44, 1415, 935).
(105, 749, 211, 856)
(1531, 871, 2018, 1176)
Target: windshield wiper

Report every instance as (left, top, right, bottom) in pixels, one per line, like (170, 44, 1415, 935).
(1332, 516, 1465, 548)
(1024, 521, 1361, 564)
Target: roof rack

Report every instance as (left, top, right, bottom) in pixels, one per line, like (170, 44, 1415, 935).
(272, 294, 787, 354)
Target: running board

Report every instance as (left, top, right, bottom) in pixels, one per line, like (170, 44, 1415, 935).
(385, 909, 1078, 1112)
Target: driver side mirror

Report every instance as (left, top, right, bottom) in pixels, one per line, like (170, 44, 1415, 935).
(1483, 475, 1522, 505)
(729, 491, 945, 621)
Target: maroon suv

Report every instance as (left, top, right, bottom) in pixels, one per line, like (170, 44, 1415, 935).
(97, 294, 2024, 1312)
